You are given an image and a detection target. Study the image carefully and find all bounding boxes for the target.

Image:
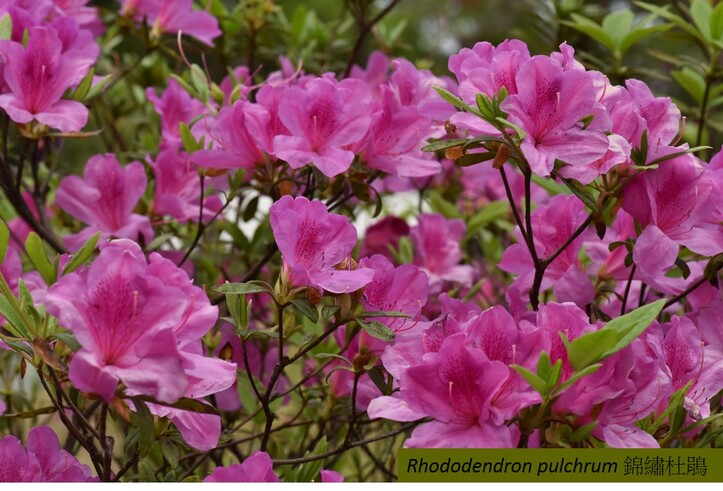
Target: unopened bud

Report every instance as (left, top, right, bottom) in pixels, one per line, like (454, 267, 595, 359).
(445, 146, 464, 161)
(335, 293, 352, 319)
(219, 342, 234, 361)
(492, 144, 510, 169)
(306, 287, 323, 305)
(444, 120, 457, 136)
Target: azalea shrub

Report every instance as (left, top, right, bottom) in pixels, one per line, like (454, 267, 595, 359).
(1, 0, 723, 484)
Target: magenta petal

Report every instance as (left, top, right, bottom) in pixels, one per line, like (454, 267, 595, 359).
(0, 94, 35, 124)
(601, 425, 658, 448)
(203, 451, 279, 482)
(168, 411, 222, 452)
(0, 435, 34, 481)
(34, 100, 88, 132)
(68, 350, 120, 402)
(406, 420, 519, 448)
(633, 225, 679, 278)
(310, 267, 375, 294)
(320, 469, 344, 482)
(367, 396, 426, 422)
(115, 328, 187, 403)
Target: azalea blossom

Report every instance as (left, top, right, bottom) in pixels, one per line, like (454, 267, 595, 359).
(55, 154, 153, 250)
(269, 195, 374, 294)
(500, 54, 610, 176)
(0, 26, 92, 132)
(204, 451, 279, 483)
(273, 77, 372, 177)
(0, 426, 95, 482)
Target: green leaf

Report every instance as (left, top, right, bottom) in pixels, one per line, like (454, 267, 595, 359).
(690, 0, 713, 40)
(570, 421, 599, 442)
(511, 364, 549, 396)
(536, 351, 552, 380)
(562, 329, 618, 371)
(599, 299, 666, 358)
(25, 232, 56, 286)
(72, 68, 95, 101)
(52, 331, 81, 352)
(321, 305, 340, 320)
(358, 320, 394, 342)
(671, 67, 706, 103)
(85, 74, 112, 100)
(421, 138, 469, 153)
(130, 399, 155, 456)
(213, 281, 271, 295)
(554, 363, 603, 394)
(315, 352, 351, 364)
(179, 122, 198, 153)
(602, 9, 635, 50)
(0, 219, 9, 264)
(495, 117, 526, 139)
(189, 64, 209, 102)
(555, 172, 599, 212)
(356, 311, 411, 319)
(712, 2, 723, 40)
(293, 437, 328, 482)
(563, 14, 614, 52)
(427, 190, 461, 218)
(0, 294, 30, 339)
(635, 2, 706, 43)
(290, 298, 319, 324)
(455, 152, 496, 167)
(160, 439, 180, 468)
(546, 360, 563, 391)
(620, 22, 672, 55)
(62, 232, 100, 275)
(0, 13, 12, 41)
(434, 87, 481, 116)
(465, 200, 509, 237)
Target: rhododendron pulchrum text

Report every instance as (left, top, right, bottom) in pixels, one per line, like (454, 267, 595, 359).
(0, 0, 721, 483)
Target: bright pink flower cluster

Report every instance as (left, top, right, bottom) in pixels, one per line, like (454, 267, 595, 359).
(0, 0, 99, 131)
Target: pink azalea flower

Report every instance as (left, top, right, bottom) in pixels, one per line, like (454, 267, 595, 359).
(651, 316, 723, 421)
(349, 51, 390, 98)
(554, 338, 670, 448)
(55, 154, 153, 251)
(397, 333, 519, 447)
(0, 26, 92, 132)
(410, 213, 474, 292)
(146, 78, 208, 147)
(191, 102, 265, 170)
(123, 0, 220, 46)
(362, 86, 441, 178)
(269, 196, 374, 294)
(359, 216, 410, 261)
(203, 451, 279, 482)
(449, 39, 530, 102)
(43, 240, 191, 403)
(500, 55, 610, 176)
(150, 150, 223, 223)
(50, 0, 102, 33)
(464, 306, 544, 420)
(360, 254, 429, 328)
(533, 302, 595, 380)
(623, 156, 723, 278)
(320, 469, 344, 482)
(273, 77, 371, 177)
(499, 195, 594, 307)
(0, 426, 95, 482)
(622, 79, 682, 162)
(388, 57, 455, 124)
